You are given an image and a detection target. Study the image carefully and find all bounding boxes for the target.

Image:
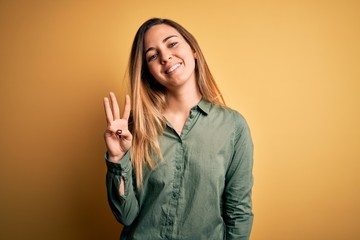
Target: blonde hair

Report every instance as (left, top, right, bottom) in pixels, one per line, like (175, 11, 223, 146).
(128, 18, 226, 188)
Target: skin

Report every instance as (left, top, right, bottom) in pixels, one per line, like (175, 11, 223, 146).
(144, 24, 197, 94)
(103, 93, 131, 163)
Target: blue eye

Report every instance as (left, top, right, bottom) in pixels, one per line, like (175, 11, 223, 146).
(148, 54, 158, 62)
(169, 42, 178, 48)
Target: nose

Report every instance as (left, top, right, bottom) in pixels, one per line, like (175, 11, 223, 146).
(160, 50, 172, 65)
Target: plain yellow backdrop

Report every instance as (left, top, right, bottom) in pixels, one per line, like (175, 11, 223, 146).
(1, 0, 359, 239)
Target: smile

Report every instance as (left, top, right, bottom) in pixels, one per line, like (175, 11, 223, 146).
(165, 63, 181, 74)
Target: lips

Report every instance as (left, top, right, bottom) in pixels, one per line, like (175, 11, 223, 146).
(165, 63, 181, 74)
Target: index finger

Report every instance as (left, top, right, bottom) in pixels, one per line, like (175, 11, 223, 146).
(122, 95, 131, 120)
(103, 97, 113, 124)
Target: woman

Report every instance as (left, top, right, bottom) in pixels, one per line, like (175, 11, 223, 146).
(103, 18, 254, 240)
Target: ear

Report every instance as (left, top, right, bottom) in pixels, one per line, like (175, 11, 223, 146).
(193, 51, 197, 59)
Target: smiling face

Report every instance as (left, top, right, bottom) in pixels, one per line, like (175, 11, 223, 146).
(143, 24, 197, 92)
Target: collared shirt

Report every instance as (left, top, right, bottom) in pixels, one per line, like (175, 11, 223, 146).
(105, 99, 254, 240)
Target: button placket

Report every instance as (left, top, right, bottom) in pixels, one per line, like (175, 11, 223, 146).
(162, 108, 200, 239)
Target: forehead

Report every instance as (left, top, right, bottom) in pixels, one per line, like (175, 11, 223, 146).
(144, 24, 182, 47)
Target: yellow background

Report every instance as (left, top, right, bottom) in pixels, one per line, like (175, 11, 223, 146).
(1, 0, 359, 239)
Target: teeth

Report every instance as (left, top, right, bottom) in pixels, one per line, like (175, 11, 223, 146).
(167, 63, 180, 73)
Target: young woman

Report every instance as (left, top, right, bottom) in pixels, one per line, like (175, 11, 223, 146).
(103, 18, 254, 240)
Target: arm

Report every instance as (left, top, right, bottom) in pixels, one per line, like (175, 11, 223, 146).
(224, 112, 254, 240)
(103, 92, 139, 226)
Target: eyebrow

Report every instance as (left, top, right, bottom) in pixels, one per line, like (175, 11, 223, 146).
(144, 35, 178, 55)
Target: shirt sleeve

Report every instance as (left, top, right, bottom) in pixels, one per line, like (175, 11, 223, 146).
(223, 112, 254, 240)
(105, 151, 140, 226)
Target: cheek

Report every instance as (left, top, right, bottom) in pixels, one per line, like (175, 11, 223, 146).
(147, 64, 158, 76)
(147, 64, 164, 83)
(186, 56, 196, 71)
(183, 50, 196, 67)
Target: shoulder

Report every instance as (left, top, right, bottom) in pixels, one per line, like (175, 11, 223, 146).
(198, 99, 251, 135)
(209, 103, 249, 129)
(211, 105, 252, 148)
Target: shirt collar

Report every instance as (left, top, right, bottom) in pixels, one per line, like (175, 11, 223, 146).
(195, 99, 211, 115)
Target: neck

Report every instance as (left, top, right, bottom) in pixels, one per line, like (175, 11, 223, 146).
(164, 75, 202, 114)
(163, 87, 202, 135)
(164, 88, 202, 114)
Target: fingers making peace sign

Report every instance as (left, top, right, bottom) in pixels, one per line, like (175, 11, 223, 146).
(103, 92, 132, 163)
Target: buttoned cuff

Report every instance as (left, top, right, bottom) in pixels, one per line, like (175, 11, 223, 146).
(105, 151, 131, 176)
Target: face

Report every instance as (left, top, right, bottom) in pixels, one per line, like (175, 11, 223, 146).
(143, 24, 197, 91)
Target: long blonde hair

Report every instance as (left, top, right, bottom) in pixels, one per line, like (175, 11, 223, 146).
(128, 18, 226, 188)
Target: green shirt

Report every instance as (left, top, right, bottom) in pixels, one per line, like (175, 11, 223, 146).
(106, 100, 254, 240)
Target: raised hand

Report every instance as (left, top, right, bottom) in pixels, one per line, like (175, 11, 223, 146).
(103, 92, 132, 163)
